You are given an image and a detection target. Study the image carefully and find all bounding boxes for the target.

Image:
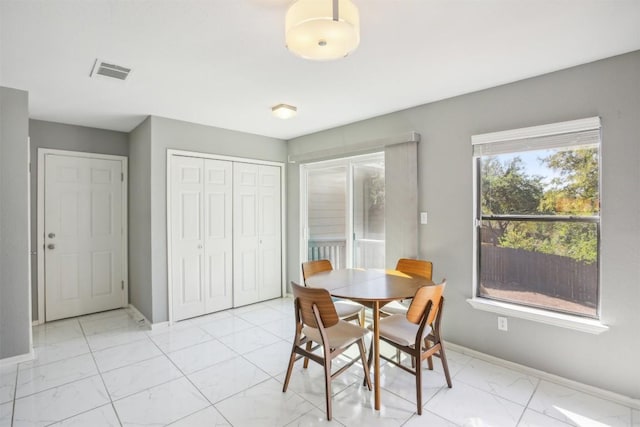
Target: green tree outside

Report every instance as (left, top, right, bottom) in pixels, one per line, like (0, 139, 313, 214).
(481, 147, 599, 264)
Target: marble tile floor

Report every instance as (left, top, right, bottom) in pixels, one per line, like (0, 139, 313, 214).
(0, 297, 637, 426)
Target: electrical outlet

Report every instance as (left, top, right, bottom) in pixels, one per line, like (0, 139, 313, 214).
(420, 212, 428, 224)
(498, 316, 508, 331)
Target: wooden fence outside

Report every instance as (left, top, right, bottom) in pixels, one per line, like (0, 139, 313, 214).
(480, 244, 597, 307)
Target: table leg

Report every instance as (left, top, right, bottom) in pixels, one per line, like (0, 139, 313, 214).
(373, 300, 380, 410)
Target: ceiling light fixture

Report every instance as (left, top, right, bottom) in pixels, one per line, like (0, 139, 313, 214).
(285, 0, 360, 61)
(272, 103, 297, 119)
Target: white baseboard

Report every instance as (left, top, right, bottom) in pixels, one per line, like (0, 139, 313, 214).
(445, 342, 640, 410)
(0, 349, 35, 367)
(148, 321, 170, 331)
(127, 304, 151, 328)
(127, 304, 170, 331)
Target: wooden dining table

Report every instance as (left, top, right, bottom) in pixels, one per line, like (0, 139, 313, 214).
(305, 268, 433, 410)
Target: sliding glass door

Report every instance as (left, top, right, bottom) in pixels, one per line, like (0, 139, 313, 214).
(302, 153, 385, 270)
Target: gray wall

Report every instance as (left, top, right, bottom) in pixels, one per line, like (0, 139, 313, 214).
(128, 118, 153, 320)
(0, 87, 31, 359)
(131, 116, 288, 323)
(287, 51, 640, 399)
(28, 120, 129, 321)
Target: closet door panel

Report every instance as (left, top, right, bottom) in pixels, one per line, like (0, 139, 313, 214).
(233, 163, 260, 306)
(170, 156, 206, 321)
(258, 165, 282, 300)
(204, 159, 233, 312)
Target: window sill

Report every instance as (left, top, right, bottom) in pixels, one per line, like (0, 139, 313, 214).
(466, 297, 608, 334)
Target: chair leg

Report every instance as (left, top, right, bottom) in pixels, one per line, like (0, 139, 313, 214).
(439, 342, 453, 388)
(425, 337, 434, 370)
(303, 341, 312, 369)
(324, 357, 332, 421)
(357, 339, 372, 390)
(415, 350, 422, 415)
(363, 336, 374, 387)
(282, 345, 297, 392)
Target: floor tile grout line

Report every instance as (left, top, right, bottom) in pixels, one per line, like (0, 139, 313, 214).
(448, 370, 535, 408)
(143, 330, 237, 426)
(92, 340, 166, 372)
(28, 319, 123, 427)
(22, 301, 636, 426)
(143, 315, 314, 425)
(165, 405, 228, 427)
(80, 318, 125, 427)
(12, 323, 95, 401)
(9, 362, 18, 427)
(519, 375, 543, 424)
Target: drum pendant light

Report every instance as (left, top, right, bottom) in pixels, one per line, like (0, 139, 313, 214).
(285, 0, 360, 61)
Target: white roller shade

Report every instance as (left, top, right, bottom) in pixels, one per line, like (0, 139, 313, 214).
(472, 117, 601, 157)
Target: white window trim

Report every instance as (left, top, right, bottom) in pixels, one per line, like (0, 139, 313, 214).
(466, 298, 608, 334)
(470, 117, 607, 334)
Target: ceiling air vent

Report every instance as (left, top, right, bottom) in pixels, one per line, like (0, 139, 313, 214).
(90, 59, 131, 81)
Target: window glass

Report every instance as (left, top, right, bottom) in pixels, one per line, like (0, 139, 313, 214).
(477, 143, 600, 318)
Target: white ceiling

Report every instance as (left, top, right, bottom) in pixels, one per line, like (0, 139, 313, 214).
(1, 0, 639, 140)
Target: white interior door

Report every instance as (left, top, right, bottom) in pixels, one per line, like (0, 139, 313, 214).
(44, 154, 125, 321)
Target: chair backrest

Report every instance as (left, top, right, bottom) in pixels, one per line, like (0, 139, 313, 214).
(406, 280, 446, 325)
(301, 259, 333, 283)
(291, 281, 339, 329)
(395, 258, 433, 280)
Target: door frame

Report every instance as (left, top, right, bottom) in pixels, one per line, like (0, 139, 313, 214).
(166, 149, 287, 323)
(299, 152, 385, 276)
(37, 149, 129, 324)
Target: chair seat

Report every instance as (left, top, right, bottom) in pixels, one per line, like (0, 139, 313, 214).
(303, 320, 370, 349)
(371, 314, 432, 347)
(334, 300, 364, 318)
(380, 300, 409, 315)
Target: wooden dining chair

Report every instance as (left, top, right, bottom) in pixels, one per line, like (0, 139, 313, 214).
(283, 282, 372, 421)
(302, 259, 365, 326)
(368, 280, 452, 415)
(396, 258, 433, 280)
(381, 258, 433, 316)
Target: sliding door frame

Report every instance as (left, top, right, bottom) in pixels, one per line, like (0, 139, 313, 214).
(299, 152, 384, 277)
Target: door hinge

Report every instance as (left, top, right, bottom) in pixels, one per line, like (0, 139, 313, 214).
(121, 172, 124, 182)
(121, 280, 124, 290)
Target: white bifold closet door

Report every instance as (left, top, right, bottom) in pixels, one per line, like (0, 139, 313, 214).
(170, 155, 233, 321)
(233, 163, 282, 306)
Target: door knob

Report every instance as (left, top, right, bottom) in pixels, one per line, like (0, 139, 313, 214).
(48, 233, 56, 238)
(47, 244, 55, 250)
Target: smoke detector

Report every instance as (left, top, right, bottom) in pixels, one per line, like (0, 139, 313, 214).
(90, 59, 132, 81)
